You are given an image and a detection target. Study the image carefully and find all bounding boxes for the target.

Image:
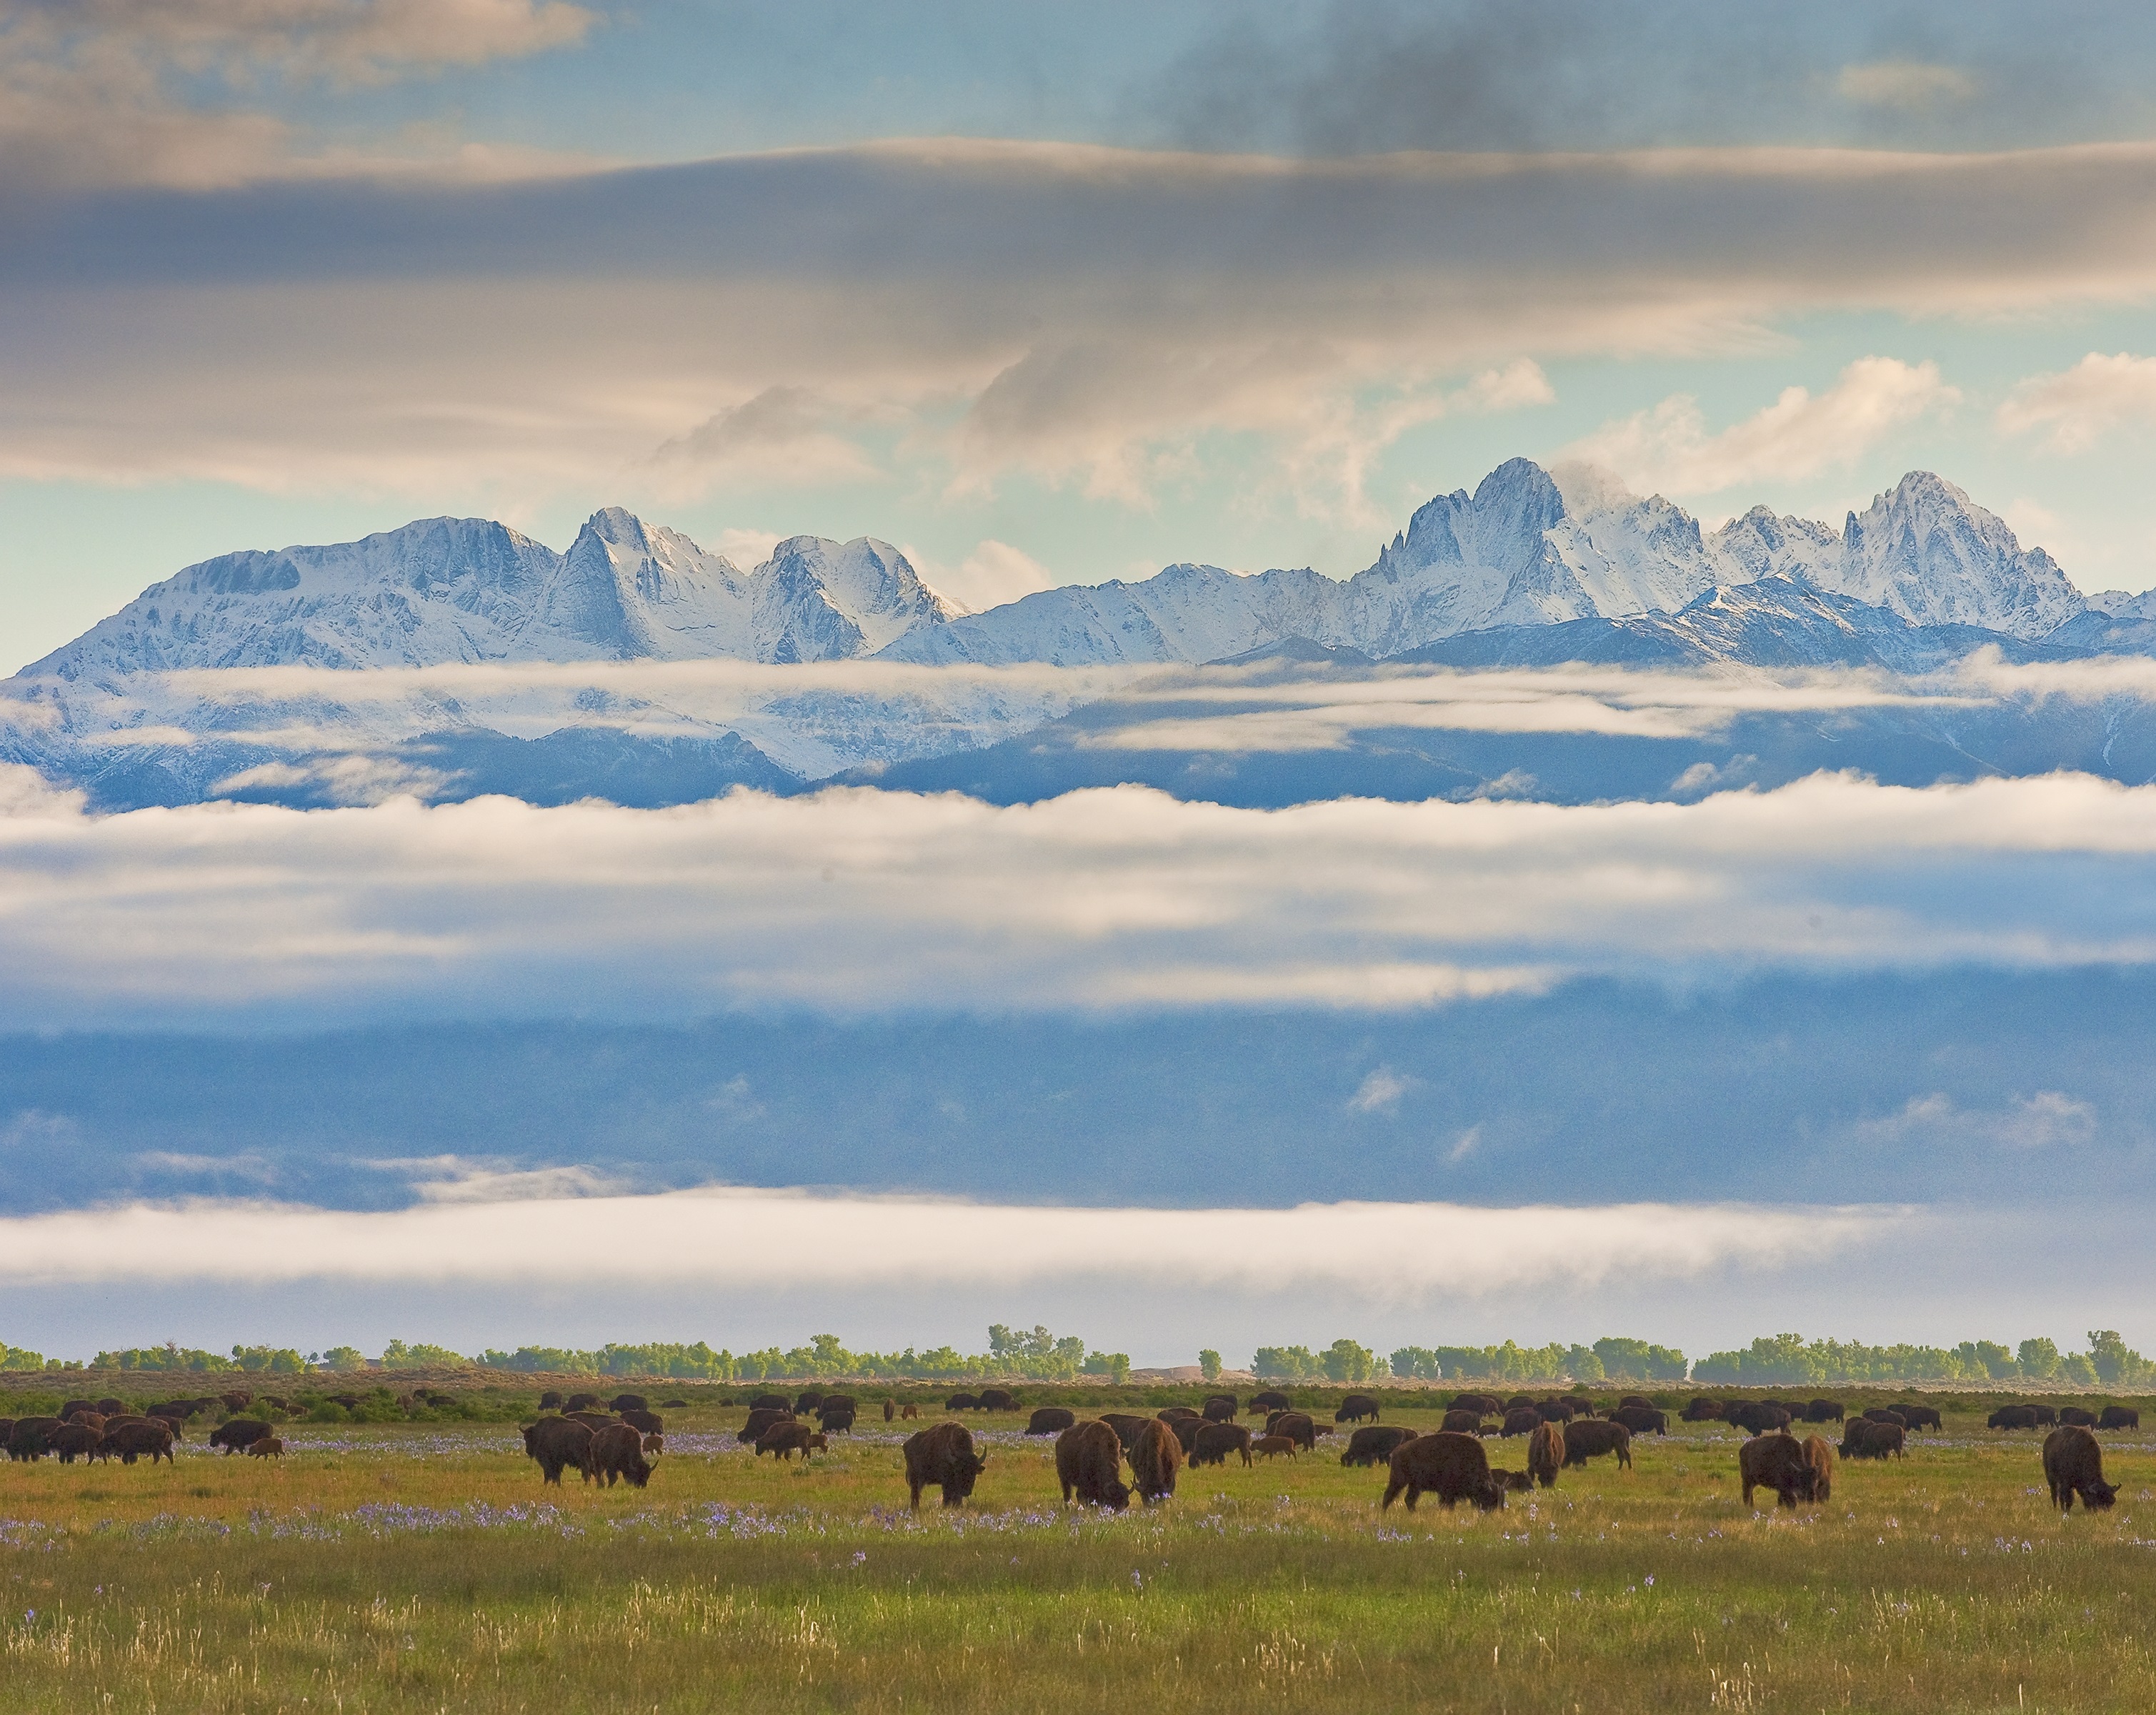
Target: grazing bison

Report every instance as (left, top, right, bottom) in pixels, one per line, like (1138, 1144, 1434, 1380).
(1382, 1431, 1506, 1512)
(1841, 1418, 1903, 1460)
(1900, 1403, 1942, 1432)
(50, 1423, 102, 1464)
(1101, 1413, 1152, 1452)
(1442, 1408, 1484, 1433)
(944, 1392, 979, 1413)
(1988, 1406, 2042, 1431)
(1202, 1395, 1239, 1422)
(1862, 1408, 1908, 1428)
(1449, 1393, 1501, 1416)
(1803, 1435, 1835, 1503)
(1504, 1394, 1534, 1410)
(609, 1394, 647, 1414)
(2058, 1406, 2098, 1428)
(538, 1391, 564, 1410)
(1027, 1406, 1077, 1436)
(104, 1420, 175, 1466)
(589, 1423, 653, 1486)
(1190, 1422, 1254, 1468)
(1739, 1433, 1813, 1508)
(1157, 1406, 1203, 1424)
(1609, 1406, 1667, 1436)
(901, 1403, 919, 1420)
(795, 1390, 826, 1414)
(642, 1434, 664, 1455)
(209, 1418, 274, 1455)
(819, 1410, 857, 1436)
(1527, 1421, 1564, 1489)
(246, 1437, 284, 1459)
(1534, 1400, 1575, 1423)
(1727, 1401, 1792, 1435)
(1500, 1408, 1542, 1438)
(1334, 1393, 1381, 1424)
(2030, 1403, 2060, 1427)
(1618, 1395, 1652, 1411)
(884, 1399, 897, 1423)
(756, 1422, 829, 1461)
(977, 1388, 1018, 1412)
(564, 1393, 602, 1414)
(1252, 1434, 1298, 1458)
(1490, 1467, 1535, 1493)
(2043, 1425, 2118, 1513)
(819, 1394, 859, 1418)
(219, 1391, 252, 1413)
(1267, 1411, 1319, 1451)
(1340, 1424, 1417, 1467)
(521, 1416, 594, 1485)
(748, 1393, 789, 1413)
(903, 1422, 987, 1509)
(1055, 1421, 1130, 1510)
(61, 1398, 97, 1422)
(1805, 1398, 1845, 1423)
(739, 1408, 794, 1444)
(1249, 1390, 1292, 1414)
(1130, 1418, 1184, 1504)
(1681, 1398, 1725, 1423)
(2100, 1406, 2141, 1431)
(619, 1409, 664, 1436)
(1167, 1416, 1207, 1453)
(1562, 1419, 1633, 1470)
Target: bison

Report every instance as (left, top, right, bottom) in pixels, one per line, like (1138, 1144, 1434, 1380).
(819, 1410, 857, 1436)
(60, 1398, 96, 1421)
(738, 1408, 794, 1444)
(9, 1417, 60, 1461)
(1202, 1395, 1239, 1422)
(795, 1389, 826, 1414)
(1442, 1408, 1484, 1433)
(1167, 1416, 1207, 1453)
(564, 1393, 602, 1413)
(748, 1393, 789, 1413)
(2030, 1403, 2060, 1427)
(1534, 1400, 1575, 1423)
(1252, 1434, 1298, 1458)
(1449, 1392, 1501, 1416)
(1027, 1406, 1077, 1436)
(1618, 1395, 1652, 1411)
(209, 1418, 274, 1455)
(521, 1416, 594, 1485)
(50, 1423, 102, 1464)
(2099, 1405, 2141, 1431)
(1841, 1418, 1903, 1460)
(1101, 1413, 1152, 1451)
(1805, 1398, 1845, 1423)
(1803, 1434, 1835, 1503)
(1249, 1390, 1292, 1414)
(219, 1391, 252, 1413)
(1609, 1406, 1667, 1436)
(2058, 1406, 2097, 1428)
(1900, 1403, 1942, 1433)
(1726, 1401, 1792, 1435)
(1340, 1424, 1417, 1467)
(104, 1420, 175, 1466)
(1739, 1433, 1813, 1508)
(756, 1422, 829, 1461)
(1862, 1408, 1908, 1428)
(976, 1388, 1018, 1412)
(1381, 1431, 1505, 1512)
(609, 1393, 647, 1414)
(538, 1391, 564, 1410)
(944, 1392, 979, 1413)
(1129, 1418, 1184, 1504)
(1562, 1418, 1633, 1469)
(589, 1423, 653, 1486)
(1266, 1411, 1318, 1451)
(1490, 1467, 1535, 1493)
(1988, 1405, 2042, 1431)
(1334, 1393, 1381, 1424)
(1681, 1398, 1725, 1423)
(1055, 1421, 1129, 1510)
(1190, 1422, 1254, 1468)
(901, 1403, 919, 1420)
(819, 1393, 859, 1417)
(883, 1398, 897, 1422)
(2043, 1425, 2118, 1513)
(246, 1437, 284, 1459)
(1499, 1408, 1542, 1438)
(1527, 1420, 1564, 1489)
(904, 1422, 987, 1509)
(619, 1409, 664, 1436)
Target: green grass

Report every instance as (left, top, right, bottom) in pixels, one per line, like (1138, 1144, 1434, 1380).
(3, 1402, 2153, 1711)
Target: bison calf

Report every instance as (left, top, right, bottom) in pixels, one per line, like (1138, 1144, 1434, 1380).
(246, 1436, 285, 1459)
(1252, 1435, 1298, 1459)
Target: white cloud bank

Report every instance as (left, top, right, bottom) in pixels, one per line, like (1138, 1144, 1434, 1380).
(0, 1188, 1905, 1296)
(4, 765, 2156, 1025)
(1998, 352, 2156, 452)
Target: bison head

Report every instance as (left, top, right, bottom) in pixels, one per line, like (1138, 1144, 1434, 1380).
(952, 1451, 988, 1499)
(1473, 1476, 1507, 1512)
(2084, 1478, 2119, 1510)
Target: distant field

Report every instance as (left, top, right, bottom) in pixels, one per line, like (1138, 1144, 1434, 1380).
(4, 1394, 2154, 1713)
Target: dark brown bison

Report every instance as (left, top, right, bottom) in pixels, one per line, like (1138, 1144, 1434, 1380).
(1249, 1389, 1292, 1414)
(1027, 1406, 1077, 1436)
(756, 1422, 829, 1461)
(619, 1409, 664, 1436)
(795, 1389, 826, 1413)
(566, 1411, 616, 1433)
(50, 1423, 103, 1463)
(521, 1416, 594, 1485)
(1055, 1421, 1129, 1510)
(1559, 1395, 1597, 1416)
(1202, 1395, 1239, 1422)
(1130, 1418, 1184, 1503)
(900, 1403, 919, 1420)
(564, 1393, 602, 1413)
(1899, 1403, 1942, 1432)
(819, 1410, 857, 1436)
(1190, 1422, 1254, 1467)
(1499, 1408, 1542, 1438)
(1252, 1434, 1297, 1458)
(589, 1423, 653, 1486)
(1534, 1400, 1575, 1423)
(1803, 1435, 1835, 1503)
(1167, 1416, 1207, 1453)
(747, 1393, 789, 1412)
(1562, 1418, 1633, 1469)
(1618, 1394, 1652, 1410)
(538, 1391, 564, 1410)
(1504, 1393, 1534, 1410)
(1490, 1467, 1535, 1493)
(1727, 1401, 1792, 1435)
(2044, 1426, 2117, 1513)
(1448, 1392, 1501, 1416)
(148, 1403, 189, 1428)
(219, 1391, 252, 1413)
(904, 1422, 988, 1509)
(60, 1398, 96, 1421)
(2030, 1403, 2060, 1427)
(1442, 1408, 1484, 1433)
(1609, 1406, 1667, 1436)
(2057, 1406, 2097, 1428)
(819, 1393, 858, 1418)
(1267, 1411, 1318, 1451)
(96, 1398, 126, 1416)
(209, 1418, 274, 1454)
(66, 1411, 106, 1433)
(1989, 1405, 2042, 1431)
(883, 1398, 897, 1422)
(738, 1408, 794, 1443)
(1862, 1408, 1908, 1428)
(1805, 1398, 1845, 1423)
(1739, 1433, 1813, 1508)
(1681, 1398, 1725, 1422)
(609, 1394, 647, 1414)
(246, 1437, 284, 1458)
(104, 1420, 176, 1466)
(1381, 1431, 1505, 1511)
(1340, 1424, 1417, 1466)
(1101, 1413, 1152, 1451)
(1527, 1421, 1564, 1489)
(1841, 1418, 1903, 1460)
(944, 1392, 979, 1413)
(1334, 1393, 1380, 1424)
(977, 1388, 1018, 1412)
(2100, 1406, 2141, 1431)
(1157, 1406, 1203, 1424)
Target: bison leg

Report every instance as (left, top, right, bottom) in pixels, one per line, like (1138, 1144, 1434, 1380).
(1380, 1474, 1406, 1510)
(908, 1478, 925, 1510)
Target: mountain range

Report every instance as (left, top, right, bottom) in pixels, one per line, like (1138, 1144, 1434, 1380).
(10, 460, 2156, 810)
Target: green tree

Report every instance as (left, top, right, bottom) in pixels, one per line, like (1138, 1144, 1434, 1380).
(1086, 1351, 1130, 1384)
(1323, 1338, 1377, 1383)
(1389, 1346, 1439, 1380)
(2085, 1331, 2151, 1387)
(1957, 1341, 2018, 1380)
(2018, 1337, 2062, 1381)
(1252, 1345, 1322, 1381)
(1198, 1349, 1222, 1382)
(0, 1341, 46, 1371)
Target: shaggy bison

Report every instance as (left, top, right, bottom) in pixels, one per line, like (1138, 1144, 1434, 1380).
(1055, 1421, 1129, 1510)
(1252, 1435, 1298, 1459)
(1609, 1406, 1667, 1436)
(1527, 1421, 1564, 1489)
(1988, 1405, 2042, 1431)
(1862, 1408, 1908, 1428)
(609, 1394, 647, 1413)
(1334, 1393, 1381, 1424)
(50, 1423, 102, 1463)
(819, 1393, 858, 1417)
(1167, 1416, 1207, 1453)
(756, 1422, 828, 1461)
(8, 1417, 60, 1461)
(1190, 1422, 1254, 1467)
(2100, 1406, 2141, 1431)
(1202, 1395, 1239, 1422)
(739, 1408, 794, 1444)
(1266, 1411, 1318, 1451)
(1101, 1413, 1151, 1451)
(104, 1420, 176, 1466)
(1841, 1418, 1903, 1460)
(209, 1418, 274, 1455)
(1249, 1390, 1292, 1414)
(1900, 1403, 1942, 1432)
(944, 1392, 979, 1413)
(564, 1393, 602, 1413)
(1534, 1401, 1575, 1424)
(1340, 1424, 1417, 1467)
(538, 1391, 564, 1410)
(795, 1390, 826, 1413)
(246, 1437, 284, 1459)
(1129, 1418, 1184, 1504)
(747, 1393, 789, 1413)
(1803, 1434, 1835, 1503)
(619, 1409, 664, 1436)
(1727, 1401, 1792, 1435)
(1563, 1419, 1633, 1469)
(1681, 1398, 1725, 1423)
(521, 1416, 594, 1485)
(1027, 1407, 1077, 1436)
(1739, 1433, 1813, 1508)
(901, 1403, 919, 1419)
(1805, 1398, 1845, 1423)
(820, 1410, 857, 1436)
(2058, 1406, 2097, 1428)
(1499, 1408, 1542, 1438)
(2043, 1425, 2118, 1513)
(903, 1422, 988, 1509)
(1449, 1393, 1502, 1416)
(1381, 1431, 1505, 1512)
(1442, 1408, 1484, 1433)
(589, 1423, 653, 1486)
(977, 1388, 1018, 1412)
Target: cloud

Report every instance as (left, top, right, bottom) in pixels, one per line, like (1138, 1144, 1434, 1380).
(649, 385, 885, 493)
(1563, 357, 1958, 498)
(6, 765, 2156, 1026)
(1836, 62, 1977, 112)
(1997, 352, 2156, 453)
(1348, 1066, 1412, 1114)
(917, 540, 1062, 616)
(1853, 1092, 2098, 1152)
(0, 1185, 1905, 1293)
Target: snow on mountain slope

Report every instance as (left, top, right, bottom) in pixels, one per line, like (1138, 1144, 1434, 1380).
(1828, 472, 2083, 640)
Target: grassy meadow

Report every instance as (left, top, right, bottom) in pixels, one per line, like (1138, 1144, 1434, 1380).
(2, 1386, 2154, 1713)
